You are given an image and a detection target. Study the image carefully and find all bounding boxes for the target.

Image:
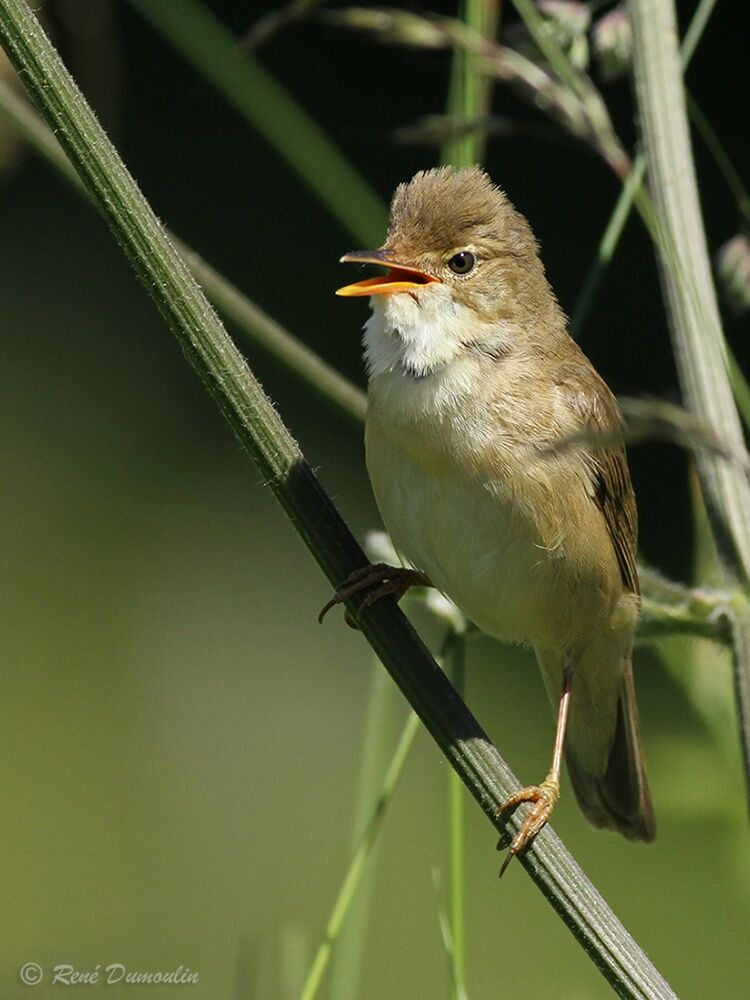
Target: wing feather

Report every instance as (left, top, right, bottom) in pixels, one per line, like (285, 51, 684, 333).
(556, 361, 639, 595)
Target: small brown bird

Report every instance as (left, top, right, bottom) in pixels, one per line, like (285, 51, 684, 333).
(325, 166, 655, 868)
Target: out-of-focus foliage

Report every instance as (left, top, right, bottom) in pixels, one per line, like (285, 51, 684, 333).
(0, 2, 748, 999)
(592, 5, 632, 82)
(717, 234, 750, 315)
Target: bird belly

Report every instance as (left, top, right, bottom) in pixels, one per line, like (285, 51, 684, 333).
(366, 422, 589, 649)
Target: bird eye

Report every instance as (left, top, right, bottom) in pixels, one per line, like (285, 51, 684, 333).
(448, 250, 476, 275)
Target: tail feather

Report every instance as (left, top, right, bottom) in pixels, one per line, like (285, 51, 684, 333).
(566, 660, 655, 842)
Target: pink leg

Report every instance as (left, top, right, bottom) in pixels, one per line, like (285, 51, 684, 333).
(497, 661, 574, 877)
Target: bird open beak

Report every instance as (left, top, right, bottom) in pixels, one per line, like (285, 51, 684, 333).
(336, 250, 440, 297)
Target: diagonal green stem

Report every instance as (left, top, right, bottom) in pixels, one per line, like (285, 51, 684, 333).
(569, 158, 645, 336)
(176, 245, 366, 426)
(686, 91, 750, 227)
(509, 0, 586, 98)
(0, 2, 678, 995)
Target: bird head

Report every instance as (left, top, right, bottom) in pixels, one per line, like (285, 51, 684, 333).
(337, 166, 552, 325)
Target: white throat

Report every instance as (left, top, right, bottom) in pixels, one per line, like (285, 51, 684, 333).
(362, 286, 474, 380)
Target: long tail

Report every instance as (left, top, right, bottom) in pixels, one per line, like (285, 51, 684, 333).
(566, 659, 655, 841)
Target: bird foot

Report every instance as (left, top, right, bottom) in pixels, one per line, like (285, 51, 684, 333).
(496, 775, 560, 877)
(318, 562, 430, 628)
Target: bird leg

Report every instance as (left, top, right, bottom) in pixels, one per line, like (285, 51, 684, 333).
(318, 562, 431, 628)
(497, 661, 574, 877)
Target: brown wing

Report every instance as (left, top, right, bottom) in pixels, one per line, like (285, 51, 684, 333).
(555, 357, 652, 839)
(556, 359, 639, 595)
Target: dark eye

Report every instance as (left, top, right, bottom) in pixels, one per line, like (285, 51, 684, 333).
(448, 250, 476, 275)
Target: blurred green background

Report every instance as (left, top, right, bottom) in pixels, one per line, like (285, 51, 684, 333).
(1, 1, 749, 997)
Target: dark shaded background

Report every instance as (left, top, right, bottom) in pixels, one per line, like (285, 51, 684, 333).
(1, 2, 749, 998)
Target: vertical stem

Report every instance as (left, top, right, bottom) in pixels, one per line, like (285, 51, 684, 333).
(439, 8, 497, 991)
(629, 0, 750, 811)
(442, 0, 499, 167)
(299, 710, 422, 1000)
(328, 667, 398, 1000)
(629, 0, 750, 584)
(728, 593, 750, 811)
(445, 633, 467, 1000)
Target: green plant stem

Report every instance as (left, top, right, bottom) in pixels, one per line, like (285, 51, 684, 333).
(327, 665, 397, 1000)
(445, 632, 467, 1000)
(177, 245, 367, 426)
(242, 0, 328, 53)
(725, 351, 750, 430)
(680, 0, 719, 63)
(127, 0, 386, 247)
(638, 596, 732, 645)
(629, 0, 750, 807)
(299, 708, 421, 1000)
(509, 0, 585, 98)
(434, 871, 469, 1000)
(442, 0, 499, 167)
(439, 8, 497, 993)
(636, 566, 734, 647)
(0, 2, 678, 995)
(686, 92, 750, 227)
(629, 0, 750, 581)
(727, 593, 750, 800)
(569, 158, 646, 336)
(0, 78, 367, 428)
